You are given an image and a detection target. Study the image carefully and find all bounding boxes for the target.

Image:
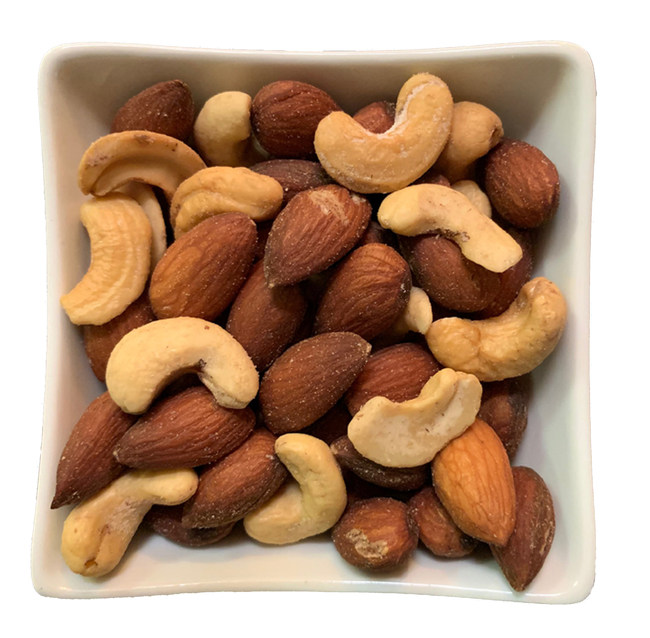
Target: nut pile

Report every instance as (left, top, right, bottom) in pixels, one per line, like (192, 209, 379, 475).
(53, 72, 565, 593)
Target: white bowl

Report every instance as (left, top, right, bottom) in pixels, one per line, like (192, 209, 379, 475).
(33, 41, 596, 602)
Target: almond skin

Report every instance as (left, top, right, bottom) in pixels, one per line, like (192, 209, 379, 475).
(263, 184, 372, 287)
(313, 243, 412, 340)
(51, 392, 136, 508)
(432, 418, 516, 546)
(111, 79, 195, 141)
(345, 342, 441, 415)
(490, 466, 556, 591)
(149, 213, 257, 320)
(259, 332, 371, 435)
(226, 261, 308, 371)
(82, 291, 156, 382)
(483, 139, 560, 228)
(332, 497, 419, 571)
(182, 428, 288, 528)
(304, 402, 351, 445)
(144, 505, 235, 547)
(251, 80, 341, 158)
(113, 385, 255, 469)
(407, 486, 477, 558)
(353, 101, 396, 134)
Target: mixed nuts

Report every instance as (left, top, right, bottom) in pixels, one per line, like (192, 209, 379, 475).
(52, 72, 563, 593)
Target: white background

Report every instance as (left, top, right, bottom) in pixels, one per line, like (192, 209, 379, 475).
(2, 1, 647, 634)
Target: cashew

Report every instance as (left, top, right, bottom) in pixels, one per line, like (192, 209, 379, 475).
(425, 277, 567, 381)
(169, 166, 284, 237)
(390, 286, 433, 336)
(243, 433, 347, 545)
(451, 179, 492, 218)
(77, 130, 206, 202)
(193, 91, 262, 167)
(61, 468, 198, 577)
(314, 73, 453, 193)
(377, 183, 522, 273)
(105, 317, 259, 414)
(434, 101, 504, 183)
(60, 193, 152, 325)
(347, 368, 482, 468)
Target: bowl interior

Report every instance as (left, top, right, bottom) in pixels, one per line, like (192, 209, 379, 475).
(33, 42, 596, 602)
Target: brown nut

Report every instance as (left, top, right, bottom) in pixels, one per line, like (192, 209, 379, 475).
(352, 101, 396, 133)
(332, 497, 419, 571)
(144, 505, 235, 547)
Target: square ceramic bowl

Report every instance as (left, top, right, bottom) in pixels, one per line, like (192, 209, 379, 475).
(33, 41, 596, 602)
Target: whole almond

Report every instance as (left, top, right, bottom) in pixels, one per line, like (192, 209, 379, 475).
(313, 243, 412, 340)
(251, 80, 341, 157)
(82, 292, 156, 382)
(182, 428, 288, 528)
(149, 213, 257, 320)
(303, 402, 351, 445)
(433, 418, 516, 546)
(344, 342, 441, 415)
(264, 185, 372, 287)
(332, 497, 419, 571)
(226, 261, 308, 371)
(51, 392, 137, 508)
(113, 385, 255, 469)
(111, 79, 195, 141)
(353, 101, 396, 134)
(144, 505, 235, 547)
(407, 486, 477, 558)
(483, 138, 560, 228)
(259, 332, 371, 435)
(490, 466, 556, 591)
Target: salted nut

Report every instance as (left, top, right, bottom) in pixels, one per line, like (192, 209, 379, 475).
(390, 286, 433, 336)
(243, 433, 347, 545)
(314, 73, 453, 193)
(426, 277, 567, 381)
(169, 165, 284, 237)
(60, 193, 152, 326)
(378, 183, 522, 273)
(77, 130, 206, 202)
(347, 368, 483, 468)
(105, 317, 259, 414)
(61, 468, 198, 577)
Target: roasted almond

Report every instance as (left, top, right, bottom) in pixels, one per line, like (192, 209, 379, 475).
(82, 291, 156, 382)
(407, 486, 477, 558)
(182, 428, 288, 528)
(432, 418, 516, 546)
(353, 101, 396, 134)
(259, 332, 371, 434)
(483, 138, 560, 228)
(332, 497, 419, 571)
(111, 79, 195, 141)
(304, 402, 351, 445)
(344, 342, 441, 415)
(490, 466, 556, 591)
(263, 184, 372, 287)
(313, 243, 412, 340)
(251, 80, 341, 158)
(149, 213, 257, 320)
(51, 392, 136, 508)
(113, 385, 255, 469)
(226, 261, 308, 371)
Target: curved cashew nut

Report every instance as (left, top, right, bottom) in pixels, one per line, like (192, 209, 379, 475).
(347, 368, 482, 468)
(105, 317, 259, 414)
(243, 433, 347, 545)
(61, 468, 198, 577)
(377, 183, 522, 272)
(314, 73, 453, 193)
(169, 166, 284, 237)
(77, 130, 206, 202)
(60, 193, 152, 325)
(425, 277, 567, 381)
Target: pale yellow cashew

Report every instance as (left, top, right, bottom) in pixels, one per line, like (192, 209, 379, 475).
(61, 468, 198, 577)
(77, 130, 206, 202)
(389, 286, 433, 336)
(105, 317, 259, 414)
(314, 73, 453, 193)
(243, 434, 347, 545)
(451, 180, 492, 218)
(60, 193, 152, 325)
(426, 277, 567, 381)
(347, 368, 482, 468)
(377, 183, 522, 273)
